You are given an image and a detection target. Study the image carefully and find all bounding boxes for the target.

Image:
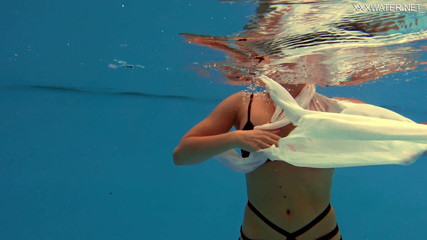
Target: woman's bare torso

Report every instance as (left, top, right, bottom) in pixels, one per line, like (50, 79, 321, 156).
(236, 92, 339, 240)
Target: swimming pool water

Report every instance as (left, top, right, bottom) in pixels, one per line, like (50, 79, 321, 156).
(0, 1, 426, 239)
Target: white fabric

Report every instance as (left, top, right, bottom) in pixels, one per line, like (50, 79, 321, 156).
(215, 75, 427, 173)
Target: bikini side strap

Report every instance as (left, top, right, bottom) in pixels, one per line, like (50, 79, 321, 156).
(247, 94, 254, 121)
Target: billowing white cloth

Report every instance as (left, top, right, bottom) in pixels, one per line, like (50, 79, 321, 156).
(215, 75, 427, 173)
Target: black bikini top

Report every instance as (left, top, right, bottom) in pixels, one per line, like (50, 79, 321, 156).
(241, 94, 254, 158)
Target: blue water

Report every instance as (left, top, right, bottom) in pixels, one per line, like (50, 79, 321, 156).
(0, 1, 426, 239)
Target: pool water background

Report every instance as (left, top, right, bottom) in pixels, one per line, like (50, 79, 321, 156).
(0, 1, 426, 239)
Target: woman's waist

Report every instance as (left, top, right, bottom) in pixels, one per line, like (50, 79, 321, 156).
(246, 186, 331, 217)
(242, 201, 339, 240)
(245, 164, 333, 202)
(245, 171, 333, 224)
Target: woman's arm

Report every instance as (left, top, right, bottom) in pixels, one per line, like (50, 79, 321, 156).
(173, 92, 280, 165)
(173, 92, 242, 165)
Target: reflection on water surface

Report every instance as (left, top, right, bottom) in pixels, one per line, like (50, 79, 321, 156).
(183, 0, 426, 86)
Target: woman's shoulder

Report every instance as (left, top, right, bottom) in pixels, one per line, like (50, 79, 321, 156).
(218, 91, 270, 113)
(212, 91, 248, 116)
(223, 91, 253, 105)
(225, 91, 270, 106)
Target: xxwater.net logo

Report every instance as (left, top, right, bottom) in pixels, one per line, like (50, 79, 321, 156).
(353, 3, 422, 12)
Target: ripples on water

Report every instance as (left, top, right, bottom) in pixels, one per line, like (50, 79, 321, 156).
(181, 0, 426, 86)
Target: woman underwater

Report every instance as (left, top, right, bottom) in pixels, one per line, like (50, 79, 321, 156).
(173, 2, 427, 239)
(172, 79, 357, 240)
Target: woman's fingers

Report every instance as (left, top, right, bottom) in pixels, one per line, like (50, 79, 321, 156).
(254, 130, 281, 150)
(264, 130, 282, 141)
(237, 129, 285, 152)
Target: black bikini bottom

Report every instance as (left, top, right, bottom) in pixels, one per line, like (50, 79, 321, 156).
(240, 201, 342, 240)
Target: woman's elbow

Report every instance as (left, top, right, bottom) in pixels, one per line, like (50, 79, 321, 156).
(173, 147, 186, 166)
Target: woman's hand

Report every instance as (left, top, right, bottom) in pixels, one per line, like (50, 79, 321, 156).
(235, 129, 282, 152)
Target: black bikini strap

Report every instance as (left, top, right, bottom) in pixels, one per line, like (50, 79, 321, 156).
(292, 203, 331, 237)
(247, 94, 254, 121)
(247, 201, 293, 237)
(316, 225, 339, 240)
(247, 201, 332, 239)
